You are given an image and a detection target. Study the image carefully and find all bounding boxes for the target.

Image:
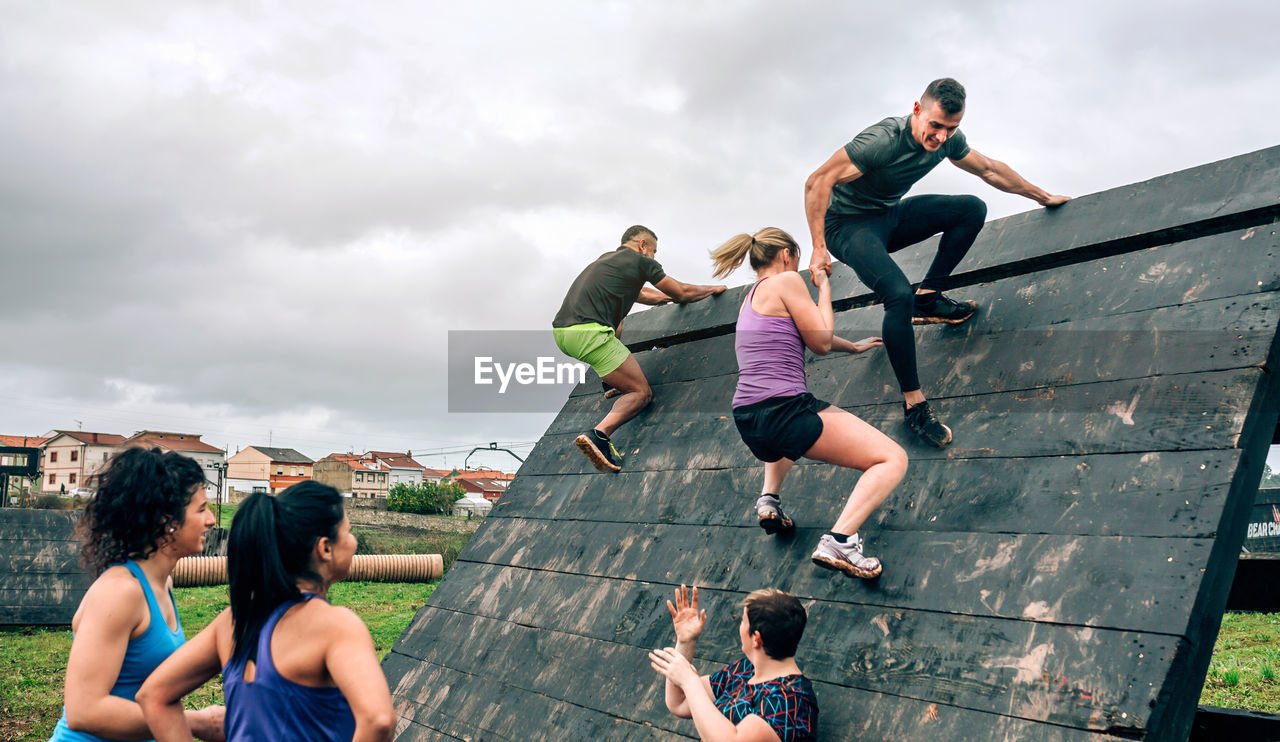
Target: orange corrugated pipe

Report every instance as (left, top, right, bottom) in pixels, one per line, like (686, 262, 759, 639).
(173, 554, 444, 587)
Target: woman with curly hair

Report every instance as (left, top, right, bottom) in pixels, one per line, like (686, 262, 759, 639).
(48, 447, 223, 741)
(138, 481, 393, 741)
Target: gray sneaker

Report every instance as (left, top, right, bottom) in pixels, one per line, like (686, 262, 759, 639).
(811, 533, 882, 579)
(755, 495, 795, 535)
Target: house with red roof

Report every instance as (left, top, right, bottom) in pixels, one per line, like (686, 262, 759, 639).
(314, 453, 389, 499)
(362, 450, 428, 487)
(227, 446, 313, 494)
(40, 430, 127, 493)
(124, 430, 227, 494)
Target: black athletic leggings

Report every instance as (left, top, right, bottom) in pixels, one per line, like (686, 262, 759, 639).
(825, 194, 987, 393)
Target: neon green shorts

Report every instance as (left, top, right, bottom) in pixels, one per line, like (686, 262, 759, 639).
(553, 322, 631, 378)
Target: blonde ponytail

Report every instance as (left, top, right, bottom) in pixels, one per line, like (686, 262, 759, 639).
(709, 228, 800, 279)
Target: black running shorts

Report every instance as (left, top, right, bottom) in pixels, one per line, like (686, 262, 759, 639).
(732, 392, 831, 463)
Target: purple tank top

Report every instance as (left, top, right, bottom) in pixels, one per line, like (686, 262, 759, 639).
(733, 277, 808, 408)
(223, 595, 356, 741)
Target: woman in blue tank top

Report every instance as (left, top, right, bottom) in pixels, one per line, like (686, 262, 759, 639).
(710, 227, 907, 580)
(139, 482, 393, 742)
(48, 447, 223, 741)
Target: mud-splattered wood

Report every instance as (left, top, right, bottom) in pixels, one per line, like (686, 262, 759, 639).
(392, 586, 1163, 737)
(0, 509, 88, 625)
(563, 294, 1277, 425)
(492, 449, 1240, 540)
(459, 518, 1209, 633)
(391, 146, 1280, 741)
(526, 368, 1266, 478)
(384, 652, 683, 741)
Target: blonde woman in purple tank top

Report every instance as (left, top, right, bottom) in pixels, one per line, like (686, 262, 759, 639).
(711, 228, 907, 579)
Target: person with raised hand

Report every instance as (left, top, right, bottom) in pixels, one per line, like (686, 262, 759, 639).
(650, 585, 817, 742)
(137, 482, 393, 742)
(48, 446, 224, 742)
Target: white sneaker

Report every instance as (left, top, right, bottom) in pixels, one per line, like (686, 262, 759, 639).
(811, 533, 882, 579)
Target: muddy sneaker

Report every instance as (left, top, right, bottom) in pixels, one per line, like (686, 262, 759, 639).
(904, 400, 953, 448)
(755, 495, 795, 535)
(575, 429, 622, 473)
(913, 292, 977, 325)
(811, 533, 882, 579)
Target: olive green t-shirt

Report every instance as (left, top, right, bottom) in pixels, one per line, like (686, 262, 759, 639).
(552, 246, 667, 330)
(827, 114, 970, 216)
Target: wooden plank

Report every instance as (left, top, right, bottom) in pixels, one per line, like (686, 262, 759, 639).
(619, 150, 1280, 347)
(385, 652, 684, 741)
(492, 449, 1240, 540)
(1191, 705, 1280, 742)
(563, 293, 1278, 426)
(459, 518, 1207, 634)
(1154, 361, 1280, 739)
(523, 369, 1265, 479)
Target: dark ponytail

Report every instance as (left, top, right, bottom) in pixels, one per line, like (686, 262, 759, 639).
(228, 480, 345, 666)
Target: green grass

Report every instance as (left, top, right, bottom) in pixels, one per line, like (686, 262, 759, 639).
(1199, 612, 1280, 711)
(0, 581, 435, 742)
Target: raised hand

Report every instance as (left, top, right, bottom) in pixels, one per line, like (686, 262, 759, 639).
(667, 584, 707, 644)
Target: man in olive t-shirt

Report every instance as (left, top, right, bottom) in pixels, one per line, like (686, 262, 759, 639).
(553, 225, 726, 473)
(804, 78, 1069, 449)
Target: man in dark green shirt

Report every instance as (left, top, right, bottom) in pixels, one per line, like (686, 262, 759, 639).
(804, 78, 1069, 448)
(553, 225, 726, 472)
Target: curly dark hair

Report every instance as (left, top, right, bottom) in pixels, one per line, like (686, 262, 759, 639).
(76, 446, 208, 575)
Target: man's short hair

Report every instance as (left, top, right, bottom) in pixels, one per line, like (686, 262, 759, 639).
(742, 589, 807, 660)
(621, 225, 657, 245)
(922, 78, 966, 115)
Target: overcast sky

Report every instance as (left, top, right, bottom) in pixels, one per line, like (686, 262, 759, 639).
(3, 1, 1279, 470)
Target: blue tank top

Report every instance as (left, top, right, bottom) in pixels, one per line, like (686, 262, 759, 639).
(733, 278, 809, 408)
(49, 560, 186, 742)
(223, 595, 356, 741)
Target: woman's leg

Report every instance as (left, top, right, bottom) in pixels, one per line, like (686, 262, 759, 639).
(762, 458, 794, 495)
(804, 406, 907, 535)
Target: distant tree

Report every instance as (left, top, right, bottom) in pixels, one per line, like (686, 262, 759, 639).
(1263, 463, 1280, 488)
(388, 480, 466, 515)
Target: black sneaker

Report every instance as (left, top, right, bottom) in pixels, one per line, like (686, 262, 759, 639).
(913, 291, 977, 325)
(755, 495, 795, 535)
(575, 429, 622, 472)
(904, 401, 952, 448)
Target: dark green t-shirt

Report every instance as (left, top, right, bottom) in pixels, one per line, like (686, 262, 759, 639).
(827, 114, 970, 216)
(552, 246, 667, 330)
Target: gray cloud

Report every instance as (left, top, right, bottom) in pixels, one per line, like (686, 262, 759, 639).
(2, 0, 1277, 466)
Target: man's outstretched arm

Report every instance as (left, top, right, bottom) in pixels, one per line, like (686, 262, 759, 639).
(636, 287, 673, 306)
(953, 149, 1070, 207)
(804, 149, 864, 281)
(652, 277, 727, 304)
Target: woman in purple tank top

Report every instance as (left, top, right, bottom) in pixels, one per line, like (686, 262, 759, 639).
(711, 227, 907, 579)
(139, 482, 393, 741)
